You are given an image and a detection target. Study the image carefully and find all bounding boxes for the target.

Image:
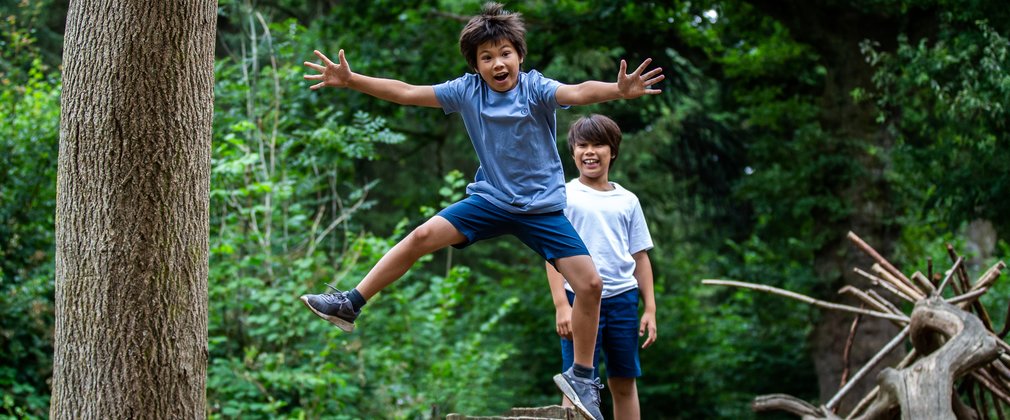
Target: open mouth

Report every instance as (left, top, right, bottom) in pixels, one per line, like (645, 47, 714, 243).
(493, 72, 509, 82)
(582, 159, 600, 165)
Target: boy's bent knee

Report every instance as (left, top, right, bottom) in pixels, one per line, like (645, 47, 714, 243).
(571, 274, 602, 297)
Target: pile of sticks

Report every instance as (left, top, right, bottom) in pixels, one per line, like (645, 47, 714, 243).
(704, 231, 1009, 419)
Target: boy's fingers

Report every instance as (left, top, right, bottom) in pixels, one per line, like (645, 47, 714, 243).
(310, 82, 325, 90)
(338, 49, 348, 66)
(646, 74, 666, 85)
(619, 59, 628, 76)
(303, 61, 325, 71)
(303, 74, 322, 81)
(642, 67, 663, 80)
(631, 58, 653, 76)
(313, 50, 334, 66)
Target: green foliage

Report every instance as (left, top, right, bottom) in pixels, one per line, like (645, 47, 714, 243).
(206, 8, 517, 417)
(0, 13, 59, 416)
(865, 18, 1010, 239)
(5, 1, 1010, 419)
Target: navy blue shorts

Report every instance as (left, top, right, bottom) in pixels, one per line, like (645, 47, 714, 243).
(437, 195, 589, 263)
(561, 288, 641, 379)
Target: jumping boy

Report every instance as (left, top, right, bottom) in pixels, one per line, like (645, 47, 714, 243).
(301, 3, 663, 419)
(546, 114, 657, 420)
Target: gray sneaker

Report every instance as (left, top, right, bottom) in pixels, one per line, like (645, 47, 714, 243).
(553, 367, 604, 420)
(300, 289, 359, 332)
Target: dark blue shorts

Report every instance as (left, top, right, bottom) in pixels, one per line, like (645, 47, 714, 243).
(561, 288, 641, 379)
(437, 195, 589, 263)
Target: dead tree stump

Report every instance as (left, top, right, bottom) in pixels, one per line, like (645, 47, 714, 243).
(705, 232, 1009, 419)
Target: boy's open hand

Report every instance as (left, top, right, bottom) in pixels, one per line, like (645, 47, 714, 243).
(617, 58, 665, 99)
(304, 49, 352, 90)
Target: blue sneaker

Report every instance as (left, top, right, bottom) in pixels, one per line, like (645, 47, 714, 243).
(553, 367, 604, 420)
(300, 288, 359, 332)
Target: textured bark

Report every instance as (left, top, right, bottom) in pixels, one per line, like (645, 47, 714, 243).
(51, 0, 216, 418)
(754, 298, 1002, 420)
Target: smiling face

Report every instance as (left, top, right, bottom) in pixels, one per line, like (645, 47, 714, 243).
(572, 139, 614, 188)
(475, 39, 523, 92)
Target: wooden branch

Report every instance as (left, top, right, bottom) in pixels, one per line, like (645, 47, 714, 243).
(841, 310, 862, 387)
(873, 263, 925, 300)
(826, 326, 910, 410)
(949, 242, 973, 294)
(991, 359, 1010, 382)
(1000, 300, 1010, 338)
(972, 370, 1010, 407)
(839, 286, 899, 316)
(845, 350, 919, 420)
(752, 394, 842, 419)
(866, 289, 903, 318)
(848, 231, 915, 290)
(912, 271, 937, 295)
(702, 280, 910, 323)
(948, 288, 989, 307)
(934, 257, 961, 298)
(853, 267, 916, 303)
(972, 262, 1006, 292)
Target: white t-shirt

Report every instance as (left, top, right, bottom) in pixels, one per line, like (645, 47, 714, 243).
(562, 179, 653, 298)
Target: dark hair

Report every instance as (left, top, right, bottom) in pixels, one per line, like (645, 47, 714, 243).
(567, 114, 623, 162)
(458, 2, 527, 71)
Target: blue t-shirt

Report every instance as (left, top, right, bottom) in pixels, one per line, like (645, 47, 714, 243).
(433, 70, 568, 214)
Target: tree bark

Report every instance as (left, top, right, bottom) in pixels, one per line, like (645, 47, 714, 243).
(51, 1, 216, 418)
(740, 0, 942, 410)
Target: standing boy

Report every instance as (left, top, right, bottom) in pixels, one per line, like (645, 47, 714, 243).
(546, 114, 657, 420)
(301, 3, 663, 419)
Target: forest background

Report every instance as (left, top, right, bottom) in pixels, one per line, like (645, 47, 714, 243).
(2, 0, 1009, 418)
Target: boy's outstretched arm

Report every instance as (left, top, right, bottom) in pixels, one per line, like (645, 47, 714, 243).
(545, 262, 574, 340)
(303, 49, 440, 108)
(555, 58, 665, 107)
(633, 250, 657, 349)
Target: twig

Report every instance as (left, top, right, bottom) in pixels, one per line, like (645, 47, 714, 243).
(872, 263, 925, 300)
(839, 286, 897, 316)
(973, 262, 1006, 292)
(928, 257, 934, 286)
(947, 243, 974, 295)
(848, 231, 916, 291)
(912, 271, 937, 295)
(973, 369, 1010, 407)
(991, 359, 1010, 382)
(826, 326, 911, 410)
(934, 258, 961, 298)
(948, 288, 989, 307)
(866, 289, 904, 318)
(853, 267, 916, 303)
(840, 309, 862, 388)
(702, 280, 910, 323)
(999, 301, 1010, 339)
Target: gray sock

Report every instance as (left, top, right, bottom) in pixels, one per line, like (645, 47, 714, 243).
(347, 288, 367, 311)
(572, 363, 594, 379)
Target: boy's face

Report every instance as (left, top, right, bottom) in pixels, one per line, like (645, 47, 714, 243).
(571, 139, 613, 182)
(475, 39, 523, 92)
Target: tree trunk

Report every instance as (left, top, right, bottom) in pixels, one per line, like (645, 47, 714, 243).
(742, 0, 940, 410)
(51, 1, 216, 418)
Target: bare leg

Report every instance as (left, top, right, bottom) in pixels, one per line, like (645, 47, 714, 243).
(609, 377, 640, 420)
(354, 216, 466, 299)
(554, 255, 602, 369)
